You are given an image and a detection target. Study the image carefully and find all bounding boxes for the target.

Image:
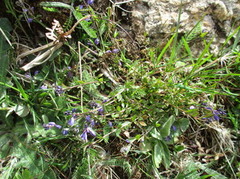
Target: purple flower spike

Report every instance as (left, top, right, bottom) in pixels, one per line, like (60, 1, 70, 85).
(68, 117, 75, 126)
(87, 0, 94, 5)
(23, 9, 28, 12)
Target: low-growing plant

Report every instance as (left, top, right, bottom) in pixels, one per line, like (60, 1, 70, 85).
(0, 0, 240, 178)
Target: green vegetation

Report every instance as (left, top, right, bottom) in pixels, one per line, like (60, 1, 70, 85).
(0, 1, 240, 178)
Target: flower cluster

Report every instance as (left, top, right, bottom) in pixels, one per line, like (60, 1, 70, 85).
(80, 125, 96, 141)
(201, 103, 227, 122)
(55, 85, 64, 95)
(64, 109, 78, 126)
(89, 101, 105, 115)
(42, 100, 107, 141)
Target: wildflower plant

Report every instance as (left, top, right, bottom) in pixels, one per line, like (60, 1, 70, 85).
(0, 0, 240, 178)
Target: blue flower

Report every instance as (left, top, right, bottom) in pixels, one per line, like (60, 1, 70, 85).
(34, 70, 40, 75)
(43, 122, 61, 130)
(68, 117, 75, 126)
(55, 85, 64, 95)
(80, 126, 96, 141)
(64, 110, 72, 115)
(86, 127, 96, 137)
(171, 125, 177, 131)
(103, 99, 108, 103)
(80, 130, 88, 141)
(94, 38, 100, 45)
(27, 18, 33, 23)
(40, 85, 48, 90)
(98, 108, 104, 115)
(164, 135, 171, 141)
(72, 108, 77, 113)
(87, 0, 94, 5)
(89, 101, 100, 108)
(62, 129, 69, 135)
(189, 105, 195, 109)
(105, 50, 112, 53)
(85, 115, 95, 127)
(79, 5, 84, 9)
(55, 124, 62, 129)
(85, 115, 91, 122)
(216, 109, 227, 115)
(112, 49, 120, 53)
(108, 121, 113, 127)
(213, 115, 220, 121)
(25, 72, 32, 79)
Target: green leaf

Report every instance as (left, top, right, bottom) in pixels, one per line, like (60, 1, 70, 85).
(42, 7, 59, 12)
(174, 118, 190, 133)
(40, 2, 73, 10)
(153, 141, 163, 168)
(160, 141, 170, 168)
(119, 121, 132, 128)
(103, 125, 111, 143)
(160, 115, 175, 137)
(0, 18, 12, 98)
(73, 11, 97, 38)
(150, 128, 162, 139)
(140, 139, 152, 152)
(14, 104, 30, 117)
(99, 20, 107, 36)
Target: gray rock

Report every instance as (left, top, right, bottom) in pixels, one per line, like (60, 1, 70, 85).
(131, 0, 240, 54)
